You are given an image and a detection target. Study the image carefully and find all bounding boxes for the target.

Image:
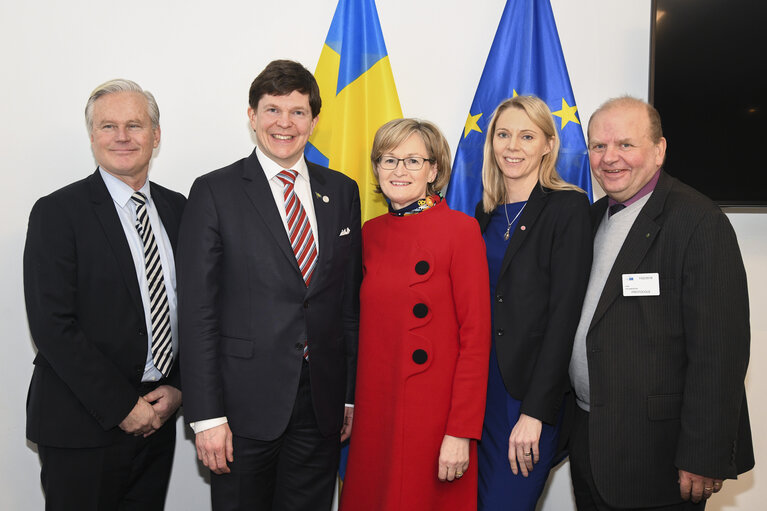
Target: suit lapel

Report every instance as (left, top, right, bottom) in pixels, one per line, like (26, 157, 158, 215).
(150, 184, 179, 247)
(87, 170, 145, 316)
(240, 150, 303, 278)
(497, 185, 549, 279)
(588, 172, 671, 331)
(591, 198, 608, 236)
(308, 161, 334, 290)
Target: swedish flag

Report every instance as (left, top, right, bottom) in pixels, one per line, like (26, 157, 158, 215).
(446, 0, 593, 216)
(307, 0, 403, 223)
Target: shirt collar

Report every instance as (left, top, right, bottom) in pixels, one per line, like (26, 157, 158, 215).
(99, 167, 151, 208)
(608, 168, 661, 209)
(255, 146, 310, 184)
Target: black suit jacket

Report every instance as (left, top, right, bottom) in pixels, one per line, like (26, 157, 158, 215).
(584, 171, 754, 507)
(24, 170, 186, 448)
(476, 186, 592, 424)
(178, 150, 361, 440)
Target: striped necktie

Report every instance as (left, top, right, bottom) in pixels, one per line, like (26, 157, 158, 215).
(276, 169, 318, 286)
(130, 192, 173, 377)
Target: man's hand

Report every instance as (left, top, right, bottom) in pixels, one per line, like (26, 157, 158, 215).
(143, 385, 182, 429)
(679, 469, 724, 503)
(438, 435, 470, 482)
(196, 423, 234, 475)
(341, 406, 354, 442)
(508, 413, 542, 477)
(119, 396, 161, 436)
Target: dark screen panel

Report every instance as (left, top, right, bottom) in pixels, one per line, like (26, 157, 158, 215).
(651, 0, 767, 205)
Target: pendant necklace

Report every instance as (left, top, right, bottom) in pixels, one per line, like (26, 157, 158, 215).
(503, 203, 526, 240)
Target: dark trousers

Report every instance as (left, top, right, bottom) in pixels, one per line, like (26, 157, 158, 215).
(569, 405, 704, 511)
(38, 415, 176, 511)
(211, 362, 341, 511)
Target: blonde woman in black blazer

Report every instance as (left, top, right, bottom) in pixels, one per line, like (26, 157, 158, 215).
(474, 95, 592, 511)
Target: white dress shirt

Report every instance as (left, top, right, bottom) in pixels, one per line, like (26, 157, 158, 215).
(99, 168, 179, 383)
(191, 149, 323, 434)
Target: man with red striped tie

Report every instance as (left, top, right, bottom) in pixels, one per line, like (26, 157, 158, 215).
(177, 60, 362, 511)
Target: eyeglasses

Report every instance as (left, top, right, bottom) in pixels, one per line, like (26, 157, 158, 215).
(377, 156, 435, 171)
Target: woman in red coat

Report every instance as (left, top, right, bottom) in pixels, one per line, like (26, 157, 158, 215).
(340, 119, 491, 511)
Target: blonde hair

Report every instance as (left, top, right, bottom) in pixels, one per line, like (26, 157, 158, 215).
(370, 118, 451, 196)
(481, 95, 583, 213)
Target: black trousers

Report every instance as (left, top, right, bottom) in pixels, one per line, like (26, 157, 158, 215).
(38, 414, 176, 511)
(569, 405, 705, 511)
(211, 361, 341, 511)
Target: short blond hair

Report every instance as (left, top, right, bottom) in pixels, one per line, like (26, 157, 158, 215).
(85, 79, 159, 134)
(370, 118, 451, 196)
(588, 96, 663, 143)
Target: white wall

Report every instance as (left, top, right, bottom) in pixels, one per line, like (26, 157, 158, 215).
(1, 1, 762, 509)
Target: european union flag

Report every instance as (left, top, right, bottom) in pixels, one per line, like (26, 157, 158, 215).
(446, 0, 593, 216)
(308, 0, 403, 223)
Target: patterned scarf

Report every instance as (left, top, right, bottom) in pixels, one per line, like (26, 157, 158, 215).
(389, 194, 442, 217)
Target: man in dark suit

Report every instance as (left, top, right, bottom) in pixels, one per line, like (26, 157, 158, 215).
(24, 79, 185, 510)
(568, 96, 753, 510)
(178, 60, 361, 511)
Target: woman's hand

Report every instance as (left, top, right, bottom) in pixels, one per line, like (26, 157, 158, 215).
(508, 413, 542, 477)
(438, 435, 470, 482)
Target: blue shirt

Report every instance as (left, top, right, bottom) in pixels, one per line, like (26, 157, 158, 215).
(99, 168, 179, 382)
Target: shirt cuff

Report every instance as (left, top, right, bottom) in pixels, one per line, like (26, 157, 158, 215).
(345, 403, 354, 408)
(190, 417, 228, 434)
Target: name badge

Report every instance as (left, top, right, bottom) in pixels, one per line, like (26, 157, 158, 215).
(622, 273, 660, 296)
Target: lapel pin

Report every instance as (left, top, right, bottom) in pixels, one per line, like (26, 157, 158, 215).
(520, 225, 526, 231)
(323, 195, 330, 203)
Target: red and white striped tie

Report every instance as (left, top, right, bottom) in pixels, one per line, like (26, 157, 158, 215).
(276, 169, 318, 287)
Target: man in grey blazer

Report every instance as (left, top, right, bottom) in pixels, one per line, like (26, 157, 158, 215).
(178, 60, 361, 511)
(568, 97, 753, 510)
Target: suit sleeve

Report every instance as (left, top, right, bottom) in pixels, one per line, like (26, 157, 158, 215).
(177, 177, 226, 422)
(23, 197, 138, 430)
(342, 183, 362, 403)
(675, 208, 750, 479)
(445, 218, 491, 440)
(521, 193, 592, 424)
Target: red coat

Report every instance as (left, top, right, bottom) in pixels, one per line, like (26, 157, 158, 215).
(341, 201, 490, 511)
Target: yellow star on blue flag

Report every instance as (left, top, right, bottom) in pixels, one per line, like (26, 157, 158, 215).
(464, 112, 483, 138)
(447, 0, 593, 214)
(552, 98, 580, 129)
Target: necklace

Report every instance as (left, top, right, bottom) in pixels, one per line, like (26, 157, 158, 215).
(503, 203, 526, 240)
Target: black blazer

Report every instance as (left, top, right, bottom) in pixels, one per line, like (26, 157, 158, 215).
(583, 171, 754, 507)
(476, 185, 592, 424)
(24, 170, 186, 448)
(177, 149, 361, 440)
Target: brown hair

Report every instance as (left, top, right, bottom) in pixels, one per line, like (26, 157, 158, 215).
(248, 60, 321, 118)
